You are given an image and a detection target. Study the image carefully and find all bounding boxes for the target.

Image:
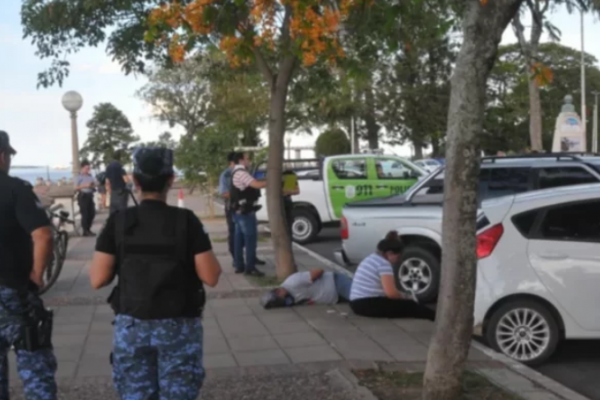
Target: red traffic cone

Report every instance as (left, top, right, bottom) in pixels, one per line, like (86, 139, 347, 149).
(177, 189, 185, 208)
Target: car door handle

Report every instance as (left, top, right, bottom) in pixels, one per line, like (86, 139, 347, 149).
(539, 253, 568, 260)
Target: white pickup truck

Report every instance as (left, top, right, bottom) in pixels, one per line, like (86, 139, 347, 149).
(254, 154, 425, 244)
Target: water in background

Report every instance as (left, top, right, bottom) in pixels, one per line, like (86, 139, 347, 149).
(11, 168, 74, 184)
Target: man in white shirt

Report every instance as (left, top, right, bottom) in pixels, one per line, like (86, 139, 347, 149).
(260, 269, 353, 308)
(230, 152, 267, 276)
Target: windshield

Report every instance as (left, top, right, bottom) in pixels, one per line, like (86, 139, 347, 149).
(403, 167, 445, 198)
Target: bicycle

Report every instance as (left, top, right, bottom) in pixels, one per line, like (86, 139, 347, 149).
(40, 210, 74, 294)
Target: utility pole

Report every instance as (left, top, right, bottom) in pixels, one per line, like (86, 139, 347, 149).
(593, 92, 599, 153)
(580, 10, 587, 148)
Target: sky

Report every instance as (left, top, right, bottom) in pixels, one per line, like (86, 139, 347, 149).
(1, 1, 599, 166)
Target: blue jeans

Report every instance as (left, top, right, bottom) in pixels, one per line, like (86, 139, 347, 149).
(234, 212, 258, 273)
(334, 273, 353, 302)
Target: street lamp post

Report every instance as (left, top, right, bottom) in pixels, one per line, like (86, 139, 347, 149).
(580, 10, 587, 148)
(61, 91, 83, 181)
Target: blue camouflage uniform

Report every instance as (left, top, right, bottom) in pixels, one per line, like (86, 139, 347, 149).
(0, 289, 57, 400)
(96, 147, 210, 400)
(0, 130, 57, 400)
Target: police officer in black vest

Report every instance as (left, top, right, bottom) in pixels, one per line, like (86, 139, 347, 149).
(0, 131, 57, 399)
(90, 147, 222, 399)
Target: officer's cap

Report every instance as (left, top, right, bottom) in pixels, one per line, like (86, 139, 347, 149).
(0, 131, 16, 155)
(132, 147, 174, 177)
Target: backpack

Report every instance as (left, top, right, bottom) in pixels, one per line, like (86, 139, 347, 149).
(108, 206, 205, 319)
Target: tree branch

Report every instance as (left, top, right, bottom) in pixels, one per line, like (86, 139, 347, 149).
(252, 48, 275, 86)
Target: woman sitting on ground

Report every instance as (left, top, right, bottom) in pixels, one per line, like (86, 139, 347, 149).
(349, 231, 435, 320)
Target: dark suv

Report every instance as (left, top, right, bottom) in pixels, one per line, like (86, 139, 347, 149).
(404, 153, 600, 203)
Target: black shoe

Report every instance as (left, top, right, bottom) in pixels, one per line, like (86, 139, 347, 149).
(87, 230, 97, 237)
(245, 269, 265, 277)
(234, 269, 244, 274)
(255, 257, 266, 266)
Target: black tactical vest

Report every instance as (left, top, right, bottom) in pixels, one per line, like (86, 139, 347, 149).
(229, 168, 261, 214)
(109, 206, 205, 319)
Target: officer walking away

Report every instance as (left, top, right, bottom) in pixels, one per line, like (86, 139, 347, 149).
(0, 131, 58, 400)
(75, 160, 97, 236)
(219, 152, 266, 270)
(105, 150, 130, 214)
(90, 147, 222, 399)
(230, 152, 267, 276)
(96, 171, 108, 211)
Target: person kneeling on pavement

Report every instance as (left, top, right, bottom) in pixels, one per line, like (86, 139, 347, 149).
(261, 269, 353, 308)
(349, 230, 435, 320)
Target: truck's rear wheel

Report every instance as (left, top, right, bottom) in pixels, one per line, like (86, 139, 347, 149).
(396, 246, 440, 303)
(292, 209, 319, 244)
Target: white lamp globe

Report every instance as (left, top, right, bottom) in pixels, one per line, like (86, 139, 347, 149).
(62, 91, 83, 112)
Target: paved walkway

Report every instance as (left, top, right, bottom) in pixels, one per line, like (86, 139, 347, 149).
(8, 197, 590, 400)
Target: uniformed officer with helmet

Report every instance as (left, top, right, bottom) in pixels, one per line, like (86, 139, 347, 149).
(90, 147, 222, 399)
(0, 131, 57, 400)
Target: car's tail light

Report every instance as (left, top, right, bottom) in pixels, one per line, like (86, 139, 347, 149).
(476, 223, 503, 259)
(341, 216, 349, 240)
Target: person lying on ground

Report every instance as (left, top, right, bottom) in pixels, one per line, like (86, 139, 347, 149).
(260, 269, 353, 309)
(349, 230, 435, 320)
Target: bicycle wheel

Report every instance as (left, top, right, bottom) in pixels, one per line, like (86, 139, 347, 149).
(58, 231, 69, 264)
(39, 245, 64, 295)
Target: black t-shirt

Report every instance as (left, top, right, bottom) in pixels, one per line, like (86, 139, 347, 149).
(96, 200, 212, 264)
(0, 172, 51, 288)
(106, 161, 126, 191)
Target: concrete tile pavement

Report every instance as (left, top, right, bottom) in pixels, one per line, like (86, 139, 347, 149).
(8, 205, 590, 400)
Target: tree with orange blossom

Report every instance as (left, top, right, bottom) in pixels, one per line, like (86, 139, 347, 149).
(144, 0, 371, 279)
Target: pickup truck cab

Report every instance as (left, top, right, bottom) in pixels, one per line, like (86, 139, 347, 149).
(255, 154, 425, 244)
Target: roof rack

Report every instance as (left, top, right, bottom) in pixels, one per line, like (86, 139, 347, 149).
(481, 152, 600, 163)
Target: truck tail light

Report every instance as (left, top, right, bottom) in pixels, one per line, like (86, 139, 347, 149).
(341, 216, 349, 240)
(476, 223, 503, 259)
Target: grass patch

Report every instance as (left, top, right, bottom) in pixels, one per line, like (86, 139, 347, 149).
(353, 370, 524, 400)
(246, 274, 281, 288)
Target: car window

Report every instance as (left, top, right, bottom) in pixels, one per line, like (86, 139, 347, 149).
(331, 158, 367, 179)
(376, 158, 421, 180)
(538, 167, 598, 189)
(413, 169, 489, 197)
(538, 200, 600, 242)
(512, 210, 539, 238)
(485, 168, 530, 199)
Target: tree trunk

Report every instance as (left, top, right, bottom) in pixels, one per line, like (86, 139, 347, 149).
(413, 142, 424, 159)
(364, 82, 379, 149)
(421, 1, 523, 399)
(528, 78, 543, 151)
(264, 56, 297, 280)
(207, 177, 215, 219)
(527, 13, 543, 152)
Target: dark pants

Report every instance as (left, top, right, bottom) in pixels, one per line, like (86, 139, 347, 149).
(110, 189, 129, 214)
(77, 192, 96, 232)
(350, 297, 436, 320)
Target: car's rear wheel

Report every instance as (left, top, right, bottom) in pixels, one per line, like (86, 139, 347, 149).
(485, 300, 560, 366)
(396, 246, 440, 303)
(292, 209, 319, 244)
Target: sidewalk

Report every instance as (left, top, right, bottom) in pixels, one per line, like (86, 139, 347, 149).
(8, 197, 590, 400)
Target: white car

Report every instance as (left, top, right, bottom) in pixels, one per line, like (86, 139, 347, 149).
(474, 183, 600, 365)
(414, 159, 442, 173)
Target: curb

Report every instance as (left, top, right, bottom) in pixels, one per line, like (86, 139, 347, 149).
(286, 232, 591, 400)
